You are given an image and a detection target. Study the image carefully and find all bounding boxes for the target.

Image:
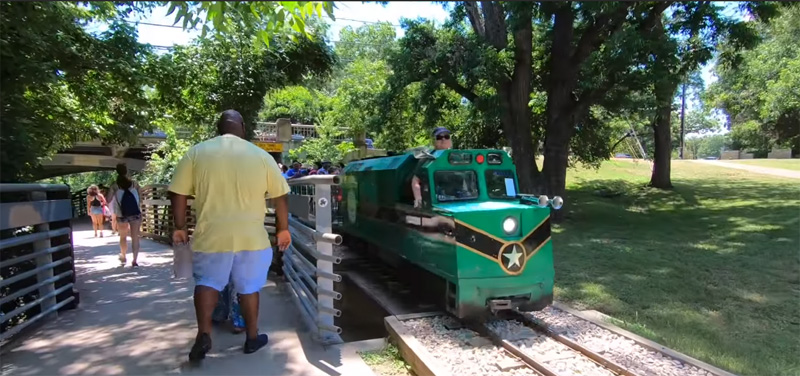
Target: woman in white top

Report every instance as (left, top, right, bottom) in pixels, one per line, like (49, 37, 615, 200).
(110, 163, 143, 267)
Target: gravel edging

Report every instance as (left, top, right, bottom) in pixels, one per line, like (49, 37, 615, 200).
(528, 306, 720, 376)
(403, 316, 537, 376)
(486, 319, 617, 376)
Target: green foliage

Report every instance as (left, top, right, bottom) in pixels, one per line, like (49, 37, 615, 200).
(148, 23, 335, 141)
(327, 58, 390, 136)
(696, 134, 727, 159)
(140, 125, 192, 185)
(683, 106, 723, 135)
(707, 4, 800, 154)
(260, 86, 331, 124)
(728, 120, 773, 156)
(40, 171, 117, 193)
(335, 22, 397, 63)
(288, 114, 355, 164)
(0, 2, 155, 182)
(684, 133, 727, 159)
(164, 1, 335, 46)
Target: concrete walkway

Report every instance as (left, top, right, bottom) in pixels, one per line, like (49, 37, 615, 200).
(690, 159, 800, 179)
(1, 221, 376, 376)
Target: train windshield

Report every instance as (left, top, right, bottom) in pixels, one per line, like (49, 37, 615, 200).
(485, 169, 517, 199)
(433, 171, 479, 202)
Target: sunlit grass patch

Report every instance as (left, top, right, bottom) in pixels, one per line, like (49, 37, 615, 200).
(553, 159, 800, 376)
(726, 158, 800, 171)
(360, 343, 413, 376)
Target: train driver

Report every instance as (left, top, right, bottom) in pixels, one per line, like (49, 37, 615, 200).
(412, 127, 452, 208)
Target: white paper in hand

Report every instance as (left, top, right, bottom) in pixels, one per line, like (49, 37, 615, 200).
(173, 241, 193, 279)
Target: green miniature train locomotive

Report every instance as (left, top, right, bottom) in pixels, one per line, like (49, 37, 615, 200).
(336, 148, 562, 321)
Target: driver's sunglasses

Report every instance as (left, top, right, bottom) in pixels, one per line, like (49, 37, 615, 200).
(436, 134, 451, 140)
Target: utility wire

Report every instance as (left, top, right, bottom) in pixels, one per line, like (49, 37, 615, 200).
(120, 16, 402, 30)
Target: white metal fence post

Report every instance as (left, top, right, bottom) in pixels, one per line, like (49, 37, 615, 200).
(313, 184, 337, 343)
(30, 190, 57, 318)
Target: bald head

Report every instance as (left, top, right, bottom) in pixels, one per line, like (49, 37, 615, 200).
(216, 110, 245, 137)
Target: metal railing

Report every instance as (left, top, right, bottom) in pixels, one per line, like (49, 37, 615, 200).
(166, 122, 350, 142)
(139, 185, 195, 243)
(138, 185, 277, 245)
(0, 184, 79, 345)
(135, 180, 343, 344)
(286, 175, 343, 345)
(70, 189, 88, 218)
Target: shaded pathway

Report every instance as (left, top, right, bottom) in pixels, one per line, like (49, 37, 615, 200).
(1, 221, 371, 376)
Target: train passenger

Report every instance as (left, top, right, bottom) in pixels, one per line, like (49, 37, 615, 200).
(308, 161, 321, 175)
(285, 161, 303, 178)
(321, 161, 332, 174)
(412, 127, 452, 208)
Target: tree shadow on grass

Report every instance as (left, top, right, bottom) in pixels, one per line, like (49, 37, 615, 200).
(553, 177, 800, 376)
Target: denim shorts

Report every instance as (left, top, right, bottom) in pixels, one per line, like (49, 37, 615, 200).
(117, 214, 142, 223)
(192, 248, 273, 295)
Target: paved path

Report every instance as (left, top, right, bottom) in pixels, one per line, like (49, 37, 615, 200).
(1, 221, 375, 376)
(689, 160, 800, 179)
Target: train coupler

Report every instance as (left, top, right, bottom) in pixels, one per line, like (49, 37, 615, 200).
(488, 299, 512, 314)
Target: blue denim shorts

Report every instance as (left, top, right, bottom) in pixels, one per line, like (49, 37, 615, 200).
(192, 248, 273, 295)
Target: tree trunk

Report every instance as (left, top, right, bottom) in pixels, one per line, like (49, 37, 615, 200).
(498, 79, 541, 194)
(541, 4, 577, 222)
(496, 2, 541, 194)
(649, 82, 676, 188)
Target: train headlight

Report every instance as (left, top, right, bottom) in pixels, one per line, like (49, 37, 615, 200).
(502, 217, 518, 234)
(537, 195, 549, 207)
(550, 196, 564, 210)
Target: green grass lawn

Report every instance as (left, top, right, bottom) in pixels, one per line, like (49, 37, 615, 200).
(727, 158, 800, 171)
(360, 344, 414, 376)
(553, 159, 800, 376)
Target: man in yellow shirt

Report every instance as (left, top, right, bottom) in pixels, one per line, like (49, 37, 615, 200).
(169, 110, 291, 361)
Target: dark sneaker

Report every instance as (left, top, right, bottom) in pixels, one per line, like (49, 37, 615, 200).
(189, 333, 212, 362)
(243, 333, 269, 354)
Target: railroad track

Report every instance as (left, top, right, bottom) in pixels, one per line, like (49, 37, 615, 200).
(388, 307, 728, 376)
(487, 313, 636, 376)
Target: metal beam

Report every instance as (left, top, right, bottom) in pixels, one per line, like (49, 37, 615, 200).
(40, 154, 146, 171)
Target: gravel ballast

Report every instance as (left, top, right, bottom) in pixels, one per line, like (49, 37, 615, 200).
(404, 316, 537, 376)
(526, 306, 715, 376)
(486, 319, 617, 376)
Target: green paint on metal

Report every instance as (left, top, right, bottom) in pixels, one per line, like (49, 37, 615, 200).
(338, 149, 555, 319)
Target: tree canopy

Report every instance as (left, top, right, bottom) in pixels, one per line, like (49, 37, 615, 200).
(0, 2, 155, 182)
(706, 3, 800, 156)
(148, 22, 335, 141)
(1, 1, 334, 182)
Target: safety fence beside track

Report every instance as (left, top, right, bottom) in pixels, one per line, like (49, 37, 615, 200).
(138, 179, 344, 345)
(286, 175, 344, 345)
(0, 184, 80, 346)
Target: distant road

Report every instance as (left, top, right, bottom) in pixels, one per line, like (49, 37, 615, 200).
(689, 160, 800, 179)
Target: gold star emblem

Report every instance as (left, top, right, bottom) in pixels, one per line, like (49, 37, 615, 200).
(503, 245, 523, 269)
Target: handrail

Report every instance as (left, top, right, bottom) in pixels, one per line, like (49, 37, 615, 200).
(134, 180, 345, 345)
(0, 183, 78, 345)
(0, 184, 70, 193)
(287, 175, 341, 186)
